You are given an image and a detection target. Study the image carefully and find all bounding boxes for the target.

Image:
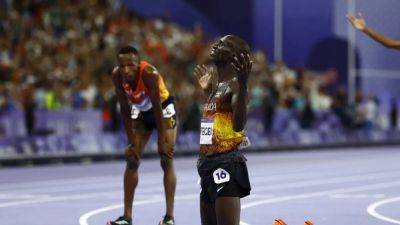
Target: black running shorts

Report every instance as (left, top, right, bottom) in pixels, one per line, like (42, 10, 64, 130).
(132, 96, 177, 131)
(197, 149, 251, 203)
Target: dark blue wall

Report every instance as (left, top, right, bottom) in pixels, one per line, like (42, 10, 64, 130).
(124, 0, 252, 42)
(123, 0, 220, 36)
(124, 0, 334, 67)
(252, 0, 274, 58)
(282, 0, 333, 67)
(182, 0, 253, 44)
(252, 0, 335, 67)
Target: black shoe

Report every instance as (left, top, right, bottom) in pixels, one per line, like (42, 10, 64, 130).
(107, 216, 132, 225)
(158, 214, 174, 225)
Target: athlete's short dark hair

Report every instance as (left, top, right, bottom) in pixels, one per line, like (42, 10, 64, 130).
(118, 45, 138, 55)
(226, 35, 250, 56)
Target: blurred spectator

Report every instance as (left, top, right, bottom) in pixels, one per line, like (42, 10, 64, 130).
(0, 0, 387, 136)
(390, 98, 398, 130)
(300, 99, 315, 129)
(21, 81, 35, 135)
(361, 95, 378, 129)
(182, 101, 201, 132)
(352, 91, 378, 129)
(262, 81, 277, 132)
(262, 97, 275, 133)
(331, 86, 352, 128)
(0, 0, 210, 119)
(0, 83, 17, 113)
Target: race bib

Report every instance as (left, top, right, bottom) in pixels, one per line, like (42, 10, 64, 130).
(238, 136, 251, 149)
(131, 104, 176, 119)
(200, 118, 213, 145)
(213, 168, 230, 184)
(197, 177, 202, 192)
(162, 104, 176, 118)
(131, 105, 140, 119)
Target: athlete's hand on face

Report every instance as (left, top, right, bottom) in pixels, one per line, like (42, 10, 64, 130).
(231, 53, 253, 86)
(194, 65, 212, 90)
(347, 13, 366, 31)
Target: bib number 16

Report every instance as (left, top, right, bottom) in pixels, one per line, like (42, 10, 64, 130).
(213, 168, 230, 184)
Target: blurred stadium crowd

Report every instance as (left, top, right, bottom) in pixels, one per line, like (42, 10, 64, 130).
(0, 0, 398, 137)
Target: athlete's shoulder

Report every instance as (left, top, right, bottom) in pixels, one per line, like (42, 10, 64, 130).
(141, 61, 159, 76)
(111, 66, 120, 77)
(111, 66, 122, 84)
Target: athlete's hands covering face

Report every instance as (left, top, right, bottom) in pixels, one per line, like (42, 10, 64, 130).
(231, 53, 252, 85)
(194, 65, 213, 90)
(347, 13, 366, 31)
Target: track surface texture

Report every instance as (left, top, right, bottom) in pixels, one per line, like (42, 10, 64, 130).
(1, 147, 399, 225)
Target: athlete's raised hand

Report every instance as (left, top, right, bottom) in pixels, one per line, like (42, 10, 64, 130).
(194, 64, 213, 90)
(231, 53, 252, 85)
(347, 13, 366, 31)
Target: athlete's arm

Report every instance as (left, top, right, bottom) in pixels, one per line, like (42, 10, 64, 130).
(111, 67, 135, 145)
(142, 66, 171, 158)
(231, 53, 252, 132)
(363, 27, 400, 50)
(347, 13, 400, 50)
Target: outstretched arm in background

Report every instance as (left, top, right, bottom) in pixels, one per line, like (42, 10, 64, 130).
(347, 13, 400, 50)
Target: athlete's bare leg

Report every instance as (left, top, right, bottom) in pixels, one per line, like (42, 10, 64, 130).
(215, 197, 240, 225)
(123, 130, 152, 220)
(200, 200, 217, 225)
(160, 126, 177, 217)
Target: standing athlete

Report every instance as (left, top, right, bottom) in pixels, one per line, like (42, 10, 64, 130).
(347, 13, 400, 50)
(194, 35, 252, 225)
(108, 46, 177, 225)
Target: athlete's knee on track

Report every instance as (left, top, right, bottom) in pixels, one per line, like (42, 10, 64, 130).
(126, 155, 140, 171)
(160, 155, 173, 171)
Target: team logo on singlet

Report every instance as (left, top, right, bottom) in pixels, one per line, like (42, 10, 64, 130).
(215, 91, 223, 98)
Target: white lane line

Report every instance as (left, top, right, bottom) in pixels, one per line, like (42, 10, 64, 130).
(0, 175, 121, 190)
(78, 194, 251, 225)
(0, 171, 198, 191)
(329, 194, 386, 199)
(0, 176, 199, 208)
(6, 167, 400, 196)
(0, 193, 51, 199)
(242, 181, 400, 209)
(0, 190, 122, 208)
(79, 181, 400, 225)
(0, 174, 199, 208)
(0, 191, 163, 208)
(252, 170, 400, 192)
(0, 169, 301, 193)
(367, 196, 400, 224)
(79, 194, 198, 225)
(2, 178, 198, 195)
(4, 169, 400, 208)
(3, 154, 398, 191)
